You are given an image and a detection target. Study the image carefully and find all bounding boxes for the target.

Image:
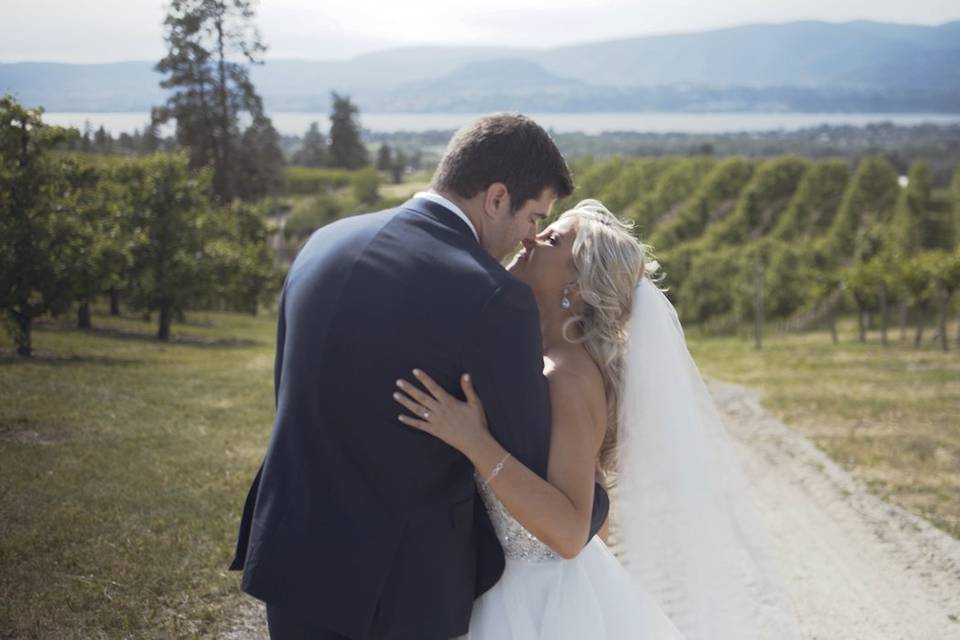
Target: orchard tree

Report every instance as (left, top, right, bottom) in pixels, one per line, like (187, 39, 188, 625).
(0, 96, 84, 356)
(197, 200, 281, 314)
(120, 154, 211, 340)
(68, 160, 130, 329)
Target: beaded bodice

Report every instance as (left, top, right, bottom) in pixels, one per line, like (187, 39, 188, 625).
(475, 475, 560, 562)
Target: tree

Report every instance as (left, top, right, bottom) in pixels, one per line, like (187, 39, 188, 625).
(0, 96, 83, 356)
(141, 111, 162, 153)
(928, 250, 960, 351)
(826, 157, 899, 259)
(291, 121, 327, 167)
(67, 160, 130, 329)
(120, 154, 210, 340)
(235, 114, 284, 201)
(328, 92, 369, 170)
(376, 143, 393, 172)
(154, 0, 277, 203)
(894, 160, 937, 255)
(952, 164, 960, 247)
(196, 200, 281, 314)
(352, 166, 380, 206)
(93, 125, 113, 153)
(391, 150, 407, 184)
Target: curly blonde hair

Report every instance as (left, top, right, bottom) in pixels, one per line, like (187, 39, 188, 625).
(557, 199, 658, 473)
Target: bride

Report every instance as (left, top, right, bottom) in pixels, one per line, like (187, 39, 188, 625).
(392, 200, 798, 640)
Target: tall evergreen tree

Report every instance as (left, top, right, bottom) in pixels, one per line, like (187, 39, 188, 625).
(376, 143, 392, 171)
(235, 114, 284, 200)
(93, 125, 113, 153)
(141, 110, 163, 153)
(391, 150, 407, 184)
(154, 0, 277, 202)
(291, 121, 327, 167)
(328, 92, 369, 170)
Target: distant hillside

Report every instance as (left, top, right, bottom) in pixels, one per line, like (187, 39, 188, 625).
(2, 20, 959, 113)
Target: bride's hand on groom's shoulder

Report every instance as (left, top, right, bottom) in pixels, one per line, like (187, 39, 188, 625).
(393, 369, 491, 455)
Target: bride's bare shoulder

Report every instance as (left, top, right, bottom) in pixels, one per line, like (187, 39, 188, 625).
(544, 344, 607, 438)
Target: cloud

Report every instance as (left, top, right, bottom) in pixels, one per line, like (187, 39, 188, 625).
(1, 0, 958, 63)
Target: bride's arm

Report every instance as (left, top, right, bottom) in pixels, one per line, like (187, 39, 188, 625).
(394, 368, 603, 559)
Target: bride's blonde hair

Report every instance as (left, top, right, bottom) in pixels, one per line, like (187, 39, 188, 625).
(557, 199, 658, 473)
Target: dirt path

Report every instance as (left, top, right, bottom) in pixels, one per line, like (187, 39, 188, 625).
(222, 380, 960, 639)
(709, 380, 960, 639)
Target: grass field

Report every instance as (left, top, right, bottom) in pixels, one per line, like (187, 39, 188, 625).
(688, 322, 960, 539)
(1, 308, 958, 637)
(0, 308, 277, 638)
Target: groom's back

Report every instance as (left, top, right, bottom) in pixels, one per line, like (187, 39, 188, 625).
(234, 196, 549, 639)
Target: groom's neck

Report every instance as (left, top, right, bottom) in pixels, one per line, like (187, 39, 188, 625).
(432, 187, 489, 249)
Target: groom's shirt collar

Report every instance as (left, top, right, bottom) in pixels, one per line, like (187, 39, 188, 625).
(414, 190, 479, 242)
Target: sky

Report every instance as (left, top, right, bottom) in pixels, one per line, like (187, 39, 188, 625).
(2, 0, 959, 63)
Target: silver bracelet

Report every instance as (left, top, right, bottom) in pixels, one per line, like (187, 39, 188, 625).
(484, 452, 511, 484)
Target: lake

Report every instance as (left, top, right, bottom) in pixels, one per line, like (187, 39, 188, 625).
(42, 111, 960, 136)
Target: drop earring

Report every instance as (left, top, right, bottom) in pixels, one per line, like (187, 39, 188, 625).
(561, 287, 571, 310)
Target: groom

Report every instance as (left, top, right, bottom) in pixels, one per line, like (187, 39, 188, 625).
(230, 113, 610, 639)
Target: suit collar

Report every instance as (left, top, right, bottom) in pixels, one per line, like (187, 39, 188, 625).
(404, 196, 481, 245)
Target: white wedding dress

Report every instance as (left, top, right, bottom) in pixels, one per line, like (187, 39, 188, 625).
(457, 278, 799, 640)
(456, 478, 686, 640)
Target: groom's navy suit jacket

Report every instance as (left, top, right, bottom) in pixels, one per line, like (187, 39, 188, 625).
(231, 196, 609, 639)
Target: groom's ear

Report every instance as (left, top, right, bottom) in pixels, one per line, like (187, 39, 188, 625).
(482, 182, 511, 220)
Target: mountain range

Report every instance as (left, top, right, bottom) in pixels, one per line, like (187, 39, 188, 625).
(3, 20, 959, 113)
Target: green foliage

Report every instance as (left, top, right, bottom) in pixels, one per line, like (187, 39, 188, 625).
(825, 156, 899, 261)
(651, 157, 755, 248)
(704, 156, 809, 246)
(893, 160, 936, 255)
(761, 240, 813, 319)
(198, 200, 283, 314)
(953, 164, 960, 245)
(284, 195, 345, 239)
(676, 245, 742, 324)
(283, 166, 354, 195)
(235, 115, 285, 201)
(772, 160, 850, 241)
(328, 92, 369, 170)
(554, 156, 625, 216)
(62, 158, 130, 325)
(118, 154, 213, 339)
(291, 121, 327, 167)
(596, 157, 679, 216)
(630, 156, 715, 232)
(376, 143, 393, 171)
(351, 166, 381, 206)
(153, 0, 281, 202)
(0, 95, 83, 355)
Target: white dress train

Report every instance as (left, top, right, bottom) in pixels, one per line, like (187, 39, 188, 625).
(457, 480, 686, 640)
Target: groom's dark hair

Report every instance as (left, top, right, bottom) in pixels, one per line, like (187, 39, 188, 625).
(431, 113, 573, 212)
